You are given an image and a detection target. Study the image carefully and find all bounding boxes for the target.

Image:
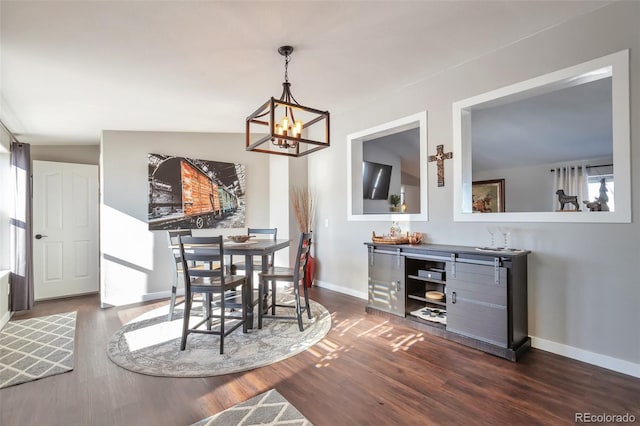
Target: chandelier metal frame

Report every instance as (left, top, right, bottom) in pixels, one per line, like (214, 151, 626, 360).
(246, 46, 330, 157)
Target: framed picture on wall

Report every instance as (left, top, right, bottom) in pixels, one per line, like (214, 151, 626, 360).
(472, 179, 505, 213)
(147, 153, 246, 230)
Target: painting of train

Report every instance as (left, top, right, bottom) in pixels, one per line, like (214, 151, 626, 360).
(147, 153, 245, 230)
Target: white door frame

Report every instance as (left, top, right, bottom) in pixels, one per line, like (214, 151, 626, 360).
(32, 160, 99, 300)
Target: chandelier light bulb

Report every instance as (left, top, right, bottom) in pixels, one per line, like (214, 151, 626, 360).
(281, 116, 290, 135)
(294, 120, 303, 138)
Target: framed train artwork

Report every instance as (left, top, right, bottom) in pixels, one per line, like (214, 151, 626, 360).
(147, 153, 246, 230)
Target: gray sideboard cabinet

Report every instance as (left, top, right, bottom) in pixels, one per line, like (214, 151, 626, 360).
(365, 242, 531, 361)
(367, 246, 405, 317)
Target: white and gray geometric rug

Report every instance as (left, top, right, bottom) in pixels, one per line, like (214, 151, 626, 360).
(0, 311, 76, 389)
(192, 389, 313, 426)
(107, 293, 331, 377)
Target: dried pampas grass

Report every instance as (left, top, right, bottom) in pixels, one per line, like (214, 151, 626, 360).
(291, 186, 315, 232)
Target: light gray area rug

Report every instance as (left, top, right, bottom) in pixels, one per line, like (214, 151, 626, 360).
(107, 293, 331, 377)
(192, 389, 313, 426)
(0, 311, 76, 389)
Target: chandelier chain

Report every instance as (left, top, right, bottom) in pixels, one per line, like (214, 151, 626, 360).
(284, 53, 290, 83)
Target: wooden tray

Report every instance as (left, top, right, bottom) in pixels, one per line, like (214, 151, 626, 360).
(371, 231, 409, 245)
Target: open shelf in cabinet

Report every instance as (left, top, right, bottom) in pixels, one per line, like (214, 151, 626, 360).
(408, 294, 446, 307)
(405, 257, 447, 321)
(407, 274, 446, 285)
(406, 298, 447, 327)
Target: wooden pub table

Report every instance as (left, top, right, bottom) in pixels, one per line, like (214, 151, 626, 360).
(179, 238, 291, 329)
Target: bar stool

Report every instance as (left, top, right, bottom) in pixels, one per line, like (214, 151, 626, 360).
(167, 229, 192, 321)
(179, 235, 248, 354)
(257, 232, 312, 332)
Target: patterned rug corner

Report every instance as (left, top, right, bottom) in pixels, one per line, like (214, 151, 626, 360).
(192, 389, 313, 426)
(0, 311, 77, 389)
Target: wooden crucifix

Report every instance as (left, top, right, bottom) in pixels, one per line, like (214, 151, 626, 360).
(428, 144, 453, 187)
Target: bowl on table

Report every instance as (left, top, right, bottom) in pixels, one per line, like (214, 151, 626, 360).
(226, 235, 254, 243)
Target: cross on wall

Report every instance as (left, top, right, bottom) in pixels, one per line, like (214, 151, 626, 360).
(428, 144, 453, 187)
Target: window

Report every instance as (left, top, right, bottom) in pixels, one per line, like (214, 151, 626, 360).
(0, 150, 10, 270)
(587, 174, 614, 211)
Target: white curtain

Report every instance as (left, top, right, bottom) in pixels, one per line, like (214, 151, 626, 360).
(553, 165, 586, 211)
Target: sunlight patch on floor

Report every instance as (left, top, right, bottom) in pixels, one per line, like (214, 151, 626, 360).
(333, 316, 364, 336)
(305, 337, 344, 368)
(357, 320, 394, 339)
(390, 332, 425, 352)
(123, 319, 183, 351)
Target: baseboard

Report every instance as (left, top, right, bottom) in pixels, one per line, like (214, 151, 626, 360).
(314, 280, 367, 300)
(531, 336, 640, 379)
(141, 289, 184, 302)
(101, 289, 183, 307)
(0, 310, 11, 330)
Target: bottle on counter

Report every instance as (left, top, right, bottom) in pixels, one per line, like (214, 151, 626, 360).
(390, 221, 401, 238)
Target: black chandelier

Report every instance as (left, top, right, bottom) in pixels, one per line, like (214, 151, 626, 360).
(246, 46, 330, 157)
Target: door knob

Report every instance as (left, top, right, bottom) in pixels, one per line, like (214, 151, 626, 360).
(35, 234, 48, 239)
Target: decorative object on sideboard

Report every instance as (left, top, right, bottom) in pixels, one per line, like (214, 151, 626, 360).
(428, 144, 453, 187)
(498, 227, 511, 250)
(408, 232, 423, 245)
(246, 45, 330, 157)
(389, 221, 401, 237)
(486, 226, 497, 248)
(371, 231, 409, 245)
(555, 189, 580, 211)
(370, 230, 424, 245)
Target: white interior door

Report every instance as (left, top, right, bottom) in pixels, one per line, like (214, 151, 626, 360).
(32, 160, 99, 300)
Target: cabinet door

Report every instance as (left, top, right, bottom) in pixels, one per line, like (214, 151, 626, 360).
(446, 262, 508, 347)
(368, 251, 405, 316)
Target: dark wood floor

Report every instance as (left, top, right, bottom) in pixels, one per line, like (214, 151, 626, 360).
(1, 288, 638, 425)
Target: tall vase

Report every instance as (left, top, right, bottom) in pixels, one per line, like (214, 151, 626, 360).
(305, 253, 316, 288)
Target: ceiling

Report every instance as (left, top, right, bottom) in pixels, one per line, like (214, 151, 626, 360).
(0, 0, 611, 145)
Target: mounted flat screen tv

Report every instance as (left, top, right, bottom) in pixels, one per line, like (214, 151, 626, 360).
(362, 161, 392, 200)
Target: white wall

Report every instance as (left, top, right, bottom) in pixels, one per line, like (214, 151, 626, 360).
(31, 144, 99, 165)
(0, 127, 11, 328)
(311, 2, 639, 376)
(287, 155, 309, 265)
(100, 131, 271, 306)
